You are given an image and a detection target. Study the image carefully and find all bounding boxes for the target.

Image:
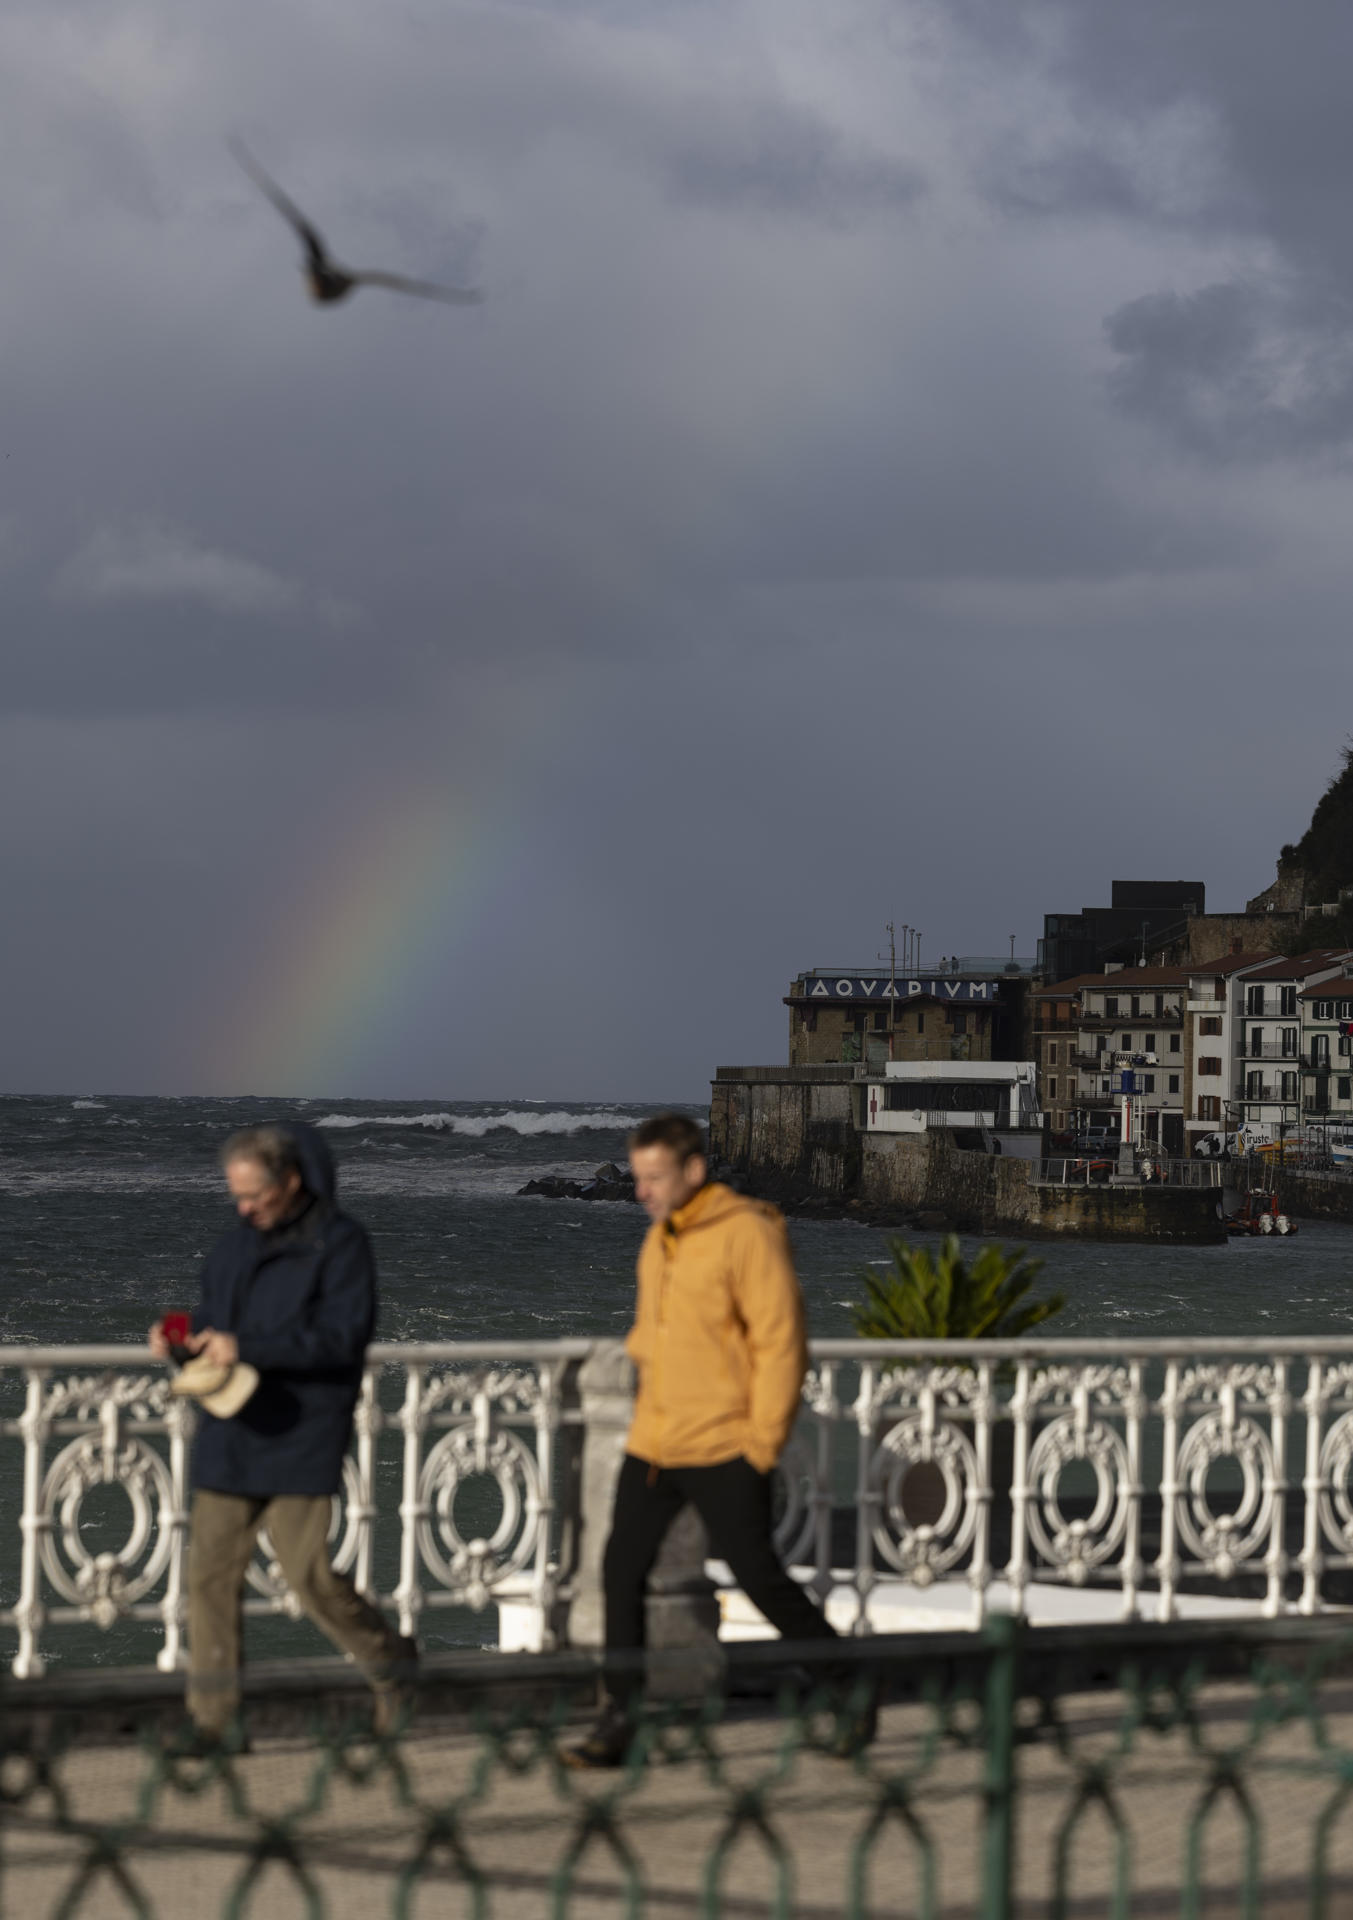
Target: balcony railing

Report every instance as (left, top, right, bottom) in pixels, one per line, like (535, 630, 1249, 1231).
(1079, 1009, 1185, 1027)
(1238, 1042, 1302, 1061)
(18, 1338, 1353, 1677)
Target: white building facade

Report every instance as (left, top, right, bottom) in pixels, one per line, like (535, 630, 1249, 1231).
(858, 1060, 1043, 1156)
(1300, 974, 1353, 1131)
(1236, 951, 1353, 1137)
(1183, 952, 1274, 1158)
(1071, 965, 1190, 1156)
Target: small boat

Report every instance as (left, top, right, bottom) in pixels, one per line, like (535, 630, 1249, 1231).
(1224, 1189, 1296, 1236)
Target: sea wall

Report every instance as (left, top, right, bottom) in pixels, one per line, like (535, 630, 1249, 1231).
(860, 1136, 1220, 1241)
(1264, 1166, 1353, 1225)
(708, 1067, 860, 1205)
(710, 1068, 1224, 1243)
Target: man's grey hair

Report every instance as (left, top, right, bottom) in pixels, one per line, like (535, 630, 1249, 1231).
(220, 1125, 303, 1186)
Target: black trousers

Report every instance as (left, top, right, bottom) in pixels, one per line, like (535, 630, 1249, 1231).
(602, 1452, 836, 1696)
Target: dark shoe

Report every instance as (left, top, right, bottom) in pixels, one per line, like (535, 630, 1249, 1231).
(561, 1706, 636, 1770)
(825, 1696, 878, 1760)
(170, 1721, 251, 1759)
(371, 1634, 419, 1736)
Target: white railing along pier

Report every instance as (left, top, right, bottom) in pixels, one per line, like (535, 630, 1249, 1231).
(7, 1337, 1353, 1676)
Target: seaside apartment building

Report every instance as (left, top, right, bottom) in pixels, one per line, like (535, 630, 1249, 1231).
(1183, 951, 1274, 1157)
(1075, 965, 1191, 1156)
(1032, 983, 1078, 1137)
(1301, 970, 1353, 1127)
(1033, 965, 1191, 1155)
(1235, 950, 1353, 1138)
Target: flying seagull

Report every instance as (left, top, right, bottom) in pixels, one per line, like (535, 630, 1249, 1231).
(229, 138, 483, 308)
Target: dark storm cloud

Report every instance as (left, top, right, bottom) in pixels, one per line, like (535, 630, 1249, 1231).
(662, 98, 925, 221)
(1105, 280, 1353, 462)
(982, 145, 1150, 223)
(946, 0, 1353, 460)
(6, 0, 1353, 1099)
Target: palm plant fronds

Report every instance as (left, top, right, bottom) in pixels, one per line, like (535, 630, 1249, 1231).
(851, 1233, 1066, 1342)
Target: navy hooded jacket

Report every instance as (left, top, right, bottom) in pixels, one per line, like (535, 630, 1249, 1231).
(190, 1123, 376, 1498)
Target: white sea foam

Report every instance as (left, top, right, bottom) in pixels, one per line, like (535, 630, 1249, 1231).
(314, 1109, 648, 1138)
(72, 1099, 106, 1110)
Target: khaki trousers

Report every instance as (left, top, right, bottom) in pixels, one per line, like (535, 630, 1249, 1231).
(187, 1489, 402, 1733)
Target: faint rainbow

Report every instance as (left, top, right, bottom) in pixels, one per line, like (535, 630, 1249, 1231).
(201, 679, 564, 1095)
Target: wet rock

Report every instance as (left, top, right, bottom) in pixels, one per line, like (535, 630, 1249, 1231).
(518, 1168, 636, 1203)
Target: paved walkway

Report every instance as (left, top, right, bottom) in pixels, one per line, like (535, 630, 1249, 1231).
(8, 1683, 1353, 1916)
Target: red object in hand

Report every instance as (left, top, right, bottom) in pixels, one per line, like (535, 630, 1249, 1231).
(161, 1311, 192, 1346)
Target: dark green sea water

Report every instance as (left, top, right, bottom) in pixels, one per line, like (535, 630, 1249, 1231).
(6, 1093, 1353, 1345)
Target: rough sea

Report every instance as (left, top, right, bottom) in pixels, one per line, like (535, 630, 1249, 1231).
(5, 1093, 1353, 1346)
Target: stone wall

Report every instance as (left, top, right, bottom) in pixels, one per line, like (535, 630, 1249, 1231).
(710, 1069, 860, 1204)
(1184, 913, 1290, 966)
(859, 1135, 1222, 1242)
(1264, 1166, 1353, 1224)
(711, 1069, 1224, 1242)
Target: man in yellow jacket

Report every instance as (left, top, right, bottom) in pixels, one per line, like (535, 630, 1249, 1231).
(566, 1111, 843, 1768)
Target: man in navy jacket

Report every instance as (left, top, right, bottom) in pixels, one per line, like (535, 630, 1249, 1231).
(151, 1122, 410, 1741)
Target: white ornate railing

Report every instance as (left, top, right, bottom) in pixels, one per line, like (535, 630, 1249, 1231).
(0, 1342, 590, 1678)
(785, 1339, 1353, 1632)
(9, 1337, 1353, 1674)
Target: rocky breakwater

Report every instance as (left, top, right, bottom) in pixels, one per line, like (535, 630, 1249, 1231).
(518, 1162, 637, 1204)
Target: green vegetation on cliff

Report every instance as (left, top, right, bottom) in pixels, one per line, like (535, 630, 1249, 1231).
(1277, 741, 1353, 951)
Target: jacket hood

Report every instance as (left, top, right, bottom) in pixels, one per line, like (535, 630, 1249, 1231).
(283, 1122, 337, 1203)
(665, 1180, 771, 1235)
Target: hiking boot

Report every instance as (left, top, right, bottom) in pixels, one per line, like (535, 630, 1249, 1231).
(561, 1704, 637, 1770)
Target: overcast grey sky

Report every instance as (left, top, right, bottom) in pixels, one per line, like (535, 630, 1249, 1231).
(4, 0, 1353, 1101)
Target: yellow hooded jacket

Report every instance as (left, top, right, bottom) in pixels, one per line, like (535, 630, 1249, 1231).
(624, 1182, 807, 1474)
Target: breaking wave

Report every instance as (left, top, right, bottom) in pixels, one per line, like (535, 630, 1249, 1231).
(314, 1109, 650, 1138)
(72, 1099, 106, 1110)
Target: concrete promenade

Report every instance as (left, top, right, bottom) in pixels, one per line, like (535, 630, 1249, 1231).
(8, 1676, 1353, 1916)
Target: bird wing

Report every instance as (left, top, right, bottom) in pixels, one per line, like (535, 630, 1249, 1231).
(228, 136, 331, 271)
(349, 269, 484, 305)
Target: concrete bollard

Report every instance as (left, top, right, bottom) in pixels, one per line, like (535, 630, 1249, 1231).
(567, 1339, 721, 1698)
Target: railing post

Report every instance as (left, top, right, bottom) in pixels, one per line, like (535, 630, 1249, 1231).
(531, 1359, 562, 1650)
(351, 1367, 379, 1601)
(1005, 1361, 1030, 1619)
(156, 1391, 193, 1672)
(563, 1341, 635, 1650)
(394, 1364, 425, 1642)
(13, 1369, 48, 1678)
(1123, 1360, 1144, 1620)
(853, 1363, 879, 1635)
(1300, 1358, 1324, 1614)
(1157, 1358, 1181, 1621)
(981, 1612, 1020, 1920)
(1264, 1358, 1289, 1617)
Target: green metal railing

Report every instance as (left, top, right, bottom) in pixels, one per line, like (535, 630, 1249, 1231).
(8, 1619, 1353, 1916)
